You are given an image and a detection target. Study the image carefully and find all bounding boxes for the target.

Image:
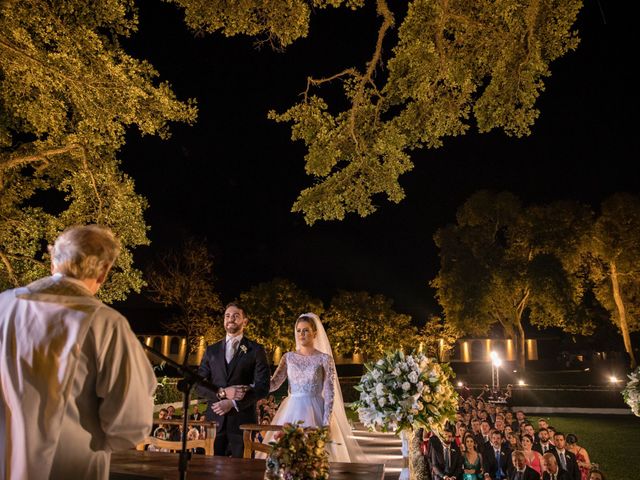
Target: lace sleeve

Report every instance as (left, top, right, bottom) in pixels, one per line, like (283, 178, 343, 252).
(322, 354, 336, 426)
(269, 352, 288, 392)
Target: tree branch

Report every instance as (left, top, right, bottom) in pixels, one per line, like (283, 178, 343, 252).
(0, 251, 18, 286)
(0, 144, 82, 171)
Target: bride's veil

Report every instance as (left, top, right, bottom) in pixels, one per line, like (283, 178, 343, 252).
(298, 312, 366, 462)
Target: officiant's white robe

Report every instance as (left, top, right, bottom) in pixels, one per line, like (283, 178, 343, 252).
(0, 274, 156, 480)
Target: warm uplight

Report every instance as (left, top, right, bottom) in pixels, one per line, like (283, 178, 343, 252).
(609, 375, 620, 383)
(457, 381, 464, 387)
(518, 379, 525, 386)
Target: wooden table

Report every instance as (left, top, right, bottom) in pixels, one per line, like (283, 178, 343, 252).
(110, 450, 385, 480)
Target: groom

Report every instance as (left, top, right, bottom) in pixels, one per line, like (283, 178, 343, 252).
(197, 302, 270, 457)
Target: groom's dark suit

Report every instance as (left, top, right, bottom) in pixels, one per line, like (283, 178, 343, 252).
(197, 336, 269, 457)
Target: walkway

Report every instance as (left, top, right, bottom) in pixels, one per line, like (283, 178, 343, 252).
(351, 423, 404, 480)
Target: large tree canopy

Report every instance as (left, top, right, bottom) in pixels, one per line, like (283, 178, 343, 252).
(0, 0, 196, 299)
(170, 0, 583, 224)
(432, 190, 592, 369)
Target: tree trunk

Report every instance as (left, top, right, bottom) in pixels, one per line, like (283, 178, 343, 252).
(609, 262, 638, 369)
(183, 332, 190, 367)
(515, 320, 526, 371)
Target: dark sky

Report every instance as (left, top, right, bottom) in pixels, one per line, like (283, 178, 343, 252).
(118, 1, 635, 329)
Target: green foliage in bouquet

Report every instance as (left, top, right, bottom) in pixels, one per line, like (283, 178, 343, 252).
(265, 422, 330, 480)
(622, 366, 640, 417)
(353, 349, 459, 434)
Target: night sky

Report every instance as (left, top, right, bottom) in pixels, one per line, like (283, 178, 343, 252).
(117, 1, 635, 331)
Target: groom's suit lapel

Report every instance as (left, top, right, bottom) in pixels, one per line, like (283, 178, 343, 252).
(216, 339, 228, 378)
(226, 337, 249, 380)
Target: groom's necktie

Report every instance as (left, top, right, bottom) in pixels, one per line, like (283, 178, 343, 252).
(444, 446, 450, 472)
(226, 338, 239, 363)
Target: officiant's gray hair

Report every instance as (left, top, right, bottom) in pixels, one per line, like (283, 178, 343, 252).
(50, 225, 121, 279)
(296, 313, 319, 331)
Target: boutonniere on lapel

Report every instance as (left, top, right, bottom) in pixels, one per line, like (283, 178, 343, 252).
(239, 345, 248, 355)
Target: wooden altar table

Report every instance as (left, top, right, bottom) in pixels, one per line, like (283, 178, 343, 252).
(110, 450, 385, 480)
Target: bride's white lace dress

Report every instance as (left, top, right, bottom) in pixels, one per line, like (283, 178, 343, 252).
(261, 351, 363, 462)
(270, 352, 335, 428)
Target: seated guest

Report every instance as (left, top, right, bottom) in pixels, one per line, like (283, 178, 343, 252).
(505, 431, 522, 452)
(165, 405, 181, 441)
(505, 411, 518, 431)
(482, 430, 511, 480)
(522, 423, 536, 439)
(475, 420, 492, 448)
(565, 434, 591, 480)
(588, 470, 605, 480)
(152, 408, 169, 436)
(521, 434, 544, 476)
(533, 428, 555, 455)
(462, 433, 484, 479)
(431, 428, 463, 480)
(190, 404, 204, 421)
(542, 452, 568, 480)
(510, 450, 540, 480)
(552, 433, 580, 480)
(515, 411, 527, 432)
(455, 421, 468, 449)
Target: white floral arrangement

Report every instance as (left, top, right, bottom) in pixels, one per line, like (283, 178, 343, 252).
(622, 366, 640, 417)
(353, 349, 459, 434)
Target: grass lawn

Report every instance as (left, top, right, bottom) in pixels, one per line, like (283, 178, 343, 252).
(542, 414, 640, 480)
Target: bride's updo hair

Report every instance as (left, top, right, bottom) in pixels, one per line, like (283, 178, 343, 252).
(295, 313, 318, 331)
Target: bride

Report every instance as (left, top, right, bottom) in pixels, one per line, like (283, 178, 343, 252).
(260, 313, 364, 462)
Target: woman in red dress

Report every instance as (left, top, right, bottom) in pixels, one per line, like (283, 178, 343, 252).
(566, 433, 592, 480)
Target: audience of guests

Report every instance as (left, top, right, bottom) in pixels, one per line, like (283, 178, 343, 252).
(422, 386, 604, 480)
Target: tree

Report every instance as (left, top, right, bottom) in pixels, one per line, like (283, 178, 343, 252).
(325, 290, 415, 360)
(147, 238, 223, 365)
(0, 0, 196, 299)
(417, 315, 462, 362)
(432, 191, 592, 370)
(239, 278, 324, 356)
(582, 193, 640, 368)
(169, 0, 583, 224)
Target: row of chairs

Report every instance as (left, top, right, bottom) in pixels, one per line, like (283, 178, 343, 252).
(136, 421, 282, 459)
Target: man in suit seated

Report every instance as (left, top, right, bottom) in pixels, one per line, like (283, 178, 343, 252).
(510, 451, 540, 480)
(533, 428, 555, 455)
(482, 430, 511, 480)
(542, 452, 569, 480)
(551, 433, 580, 480)
(430, 428, 463, 480)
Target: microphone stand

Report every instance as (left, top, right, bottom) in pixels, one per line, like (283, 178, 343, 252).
(140, 342, 217, 480)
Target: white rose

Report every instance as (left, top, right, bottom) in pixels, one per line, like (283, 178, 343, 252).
(408, 371, 419, 383)
(376, 383, 385, 396)
(372, 369, 382, 380)
(377, 359, 385, 366)
(402, 382, 411, 391)
(392, 367, 401, 377)
(378, 397, 386, 407)
(399, 362, 408, 372)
